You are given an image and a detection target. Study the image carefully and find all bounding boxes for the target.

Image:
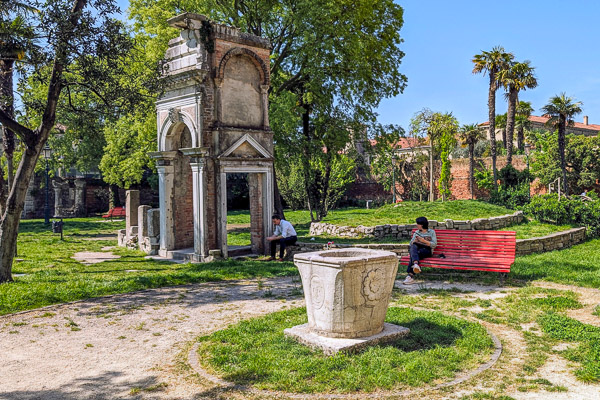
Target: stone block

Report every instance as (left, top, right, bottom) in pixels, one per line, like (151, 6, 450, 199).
(284, 323, 410, 356)
(147, 208, 161, 238)
(125, 190, 140, 236)
(138, 205, 151, 237)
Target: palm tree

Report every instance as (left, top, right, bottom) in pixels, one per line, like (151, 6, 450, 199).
(472, 46, 514, 189)
(459, 124, 485, 199)
(498, 60, 537, 165)
(515, 101, 533, 151)
(541, 93, 583, 196)
(495, 113, 507, 150)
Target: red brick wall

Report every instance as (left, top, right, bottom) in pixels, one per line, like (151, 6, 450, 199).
(173, 157, 194, 249)
(393, 155, 546, 201)
(248, 173, 265, 254)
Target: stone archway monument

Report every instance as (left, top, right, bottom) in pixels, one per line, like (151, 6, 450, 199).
(150, 13, 274, 261)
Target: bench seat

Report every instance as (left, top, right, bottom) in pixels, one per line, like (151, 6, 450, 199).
(399, 229, 516, 274)
(102, 207, 126, 219)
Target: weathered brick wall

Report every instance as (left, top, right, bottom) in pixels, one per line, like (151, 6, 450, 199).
(248, 173, 265, 254)
(173, 158, 194, 249)
(392, 155, 547, 201)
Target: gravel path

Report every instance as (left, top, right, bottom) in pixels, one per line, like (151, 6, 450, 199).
(1, 278, 599, 400)
(0, 278, 301, 400)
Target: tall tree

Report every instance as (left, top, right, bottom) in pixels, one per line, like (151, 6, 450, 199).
(498, 60, 537, 165)
(0, 0, 137, 283)
(515, 100, 533, 151)
(128, 0, 407, 221)
(459, 123, 485, 199)
(410, 109, 458, 201)
(472, 46, 513, 188)
(540, 93, 583, 196)
(0, 0, 37, 210)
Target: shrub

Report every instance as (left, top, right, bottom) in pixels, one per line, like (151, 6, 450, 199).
(524, 194, 600, 237)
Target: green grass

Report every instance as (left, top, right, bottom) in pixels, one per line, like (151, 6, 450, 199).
(1, 218, 296, 316)
(196, 307, 493, 393)
(511, 239, 600, 288)
(538, 312, 600, 382)
(500, 219, 577, 239)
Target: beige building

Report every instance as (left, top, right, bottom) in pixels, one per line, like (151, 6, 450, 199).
(481, 115, 600, 140)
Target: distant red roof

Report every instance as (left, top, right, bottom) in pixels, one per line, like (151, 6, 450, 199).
(481, 115, 600, 132)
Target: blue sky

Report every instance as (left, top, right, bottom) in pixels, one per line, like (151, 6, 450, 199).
(116, 0, 600, 130)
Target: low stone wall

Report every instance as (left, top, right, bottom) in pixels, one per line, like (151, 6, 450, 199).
(289, 226, 587, 260)
(309, 211, 524, 240)
(515, 227, 587, 255)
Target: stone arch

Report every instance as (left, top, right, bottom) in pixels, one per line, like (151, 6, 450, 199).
(159, 111, 197, 152)
(216, 47, 269, 86)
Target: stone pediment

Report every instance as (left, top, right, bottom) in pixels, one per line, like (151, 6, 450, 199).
(221, 134, 271, 158)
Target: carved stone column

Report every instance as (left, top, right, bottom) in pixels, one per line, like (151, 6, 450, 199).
(52, 180, 64, 216)
(74, 179, 86, 217)
(149, 151, 177, 256)
(260, 84, 270, 129)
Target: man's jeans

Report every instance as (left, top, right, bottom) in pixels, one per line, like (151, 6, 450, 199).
(271, 235, 298, 258)
(407, 243, 432, 274)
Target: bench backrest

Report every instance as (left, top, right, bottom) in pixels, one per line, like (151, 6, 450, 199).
(414, 229, 516, 261)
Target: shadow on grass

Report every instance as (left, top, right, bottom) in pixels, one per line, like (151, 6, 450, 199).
(386, 317, 462, 352)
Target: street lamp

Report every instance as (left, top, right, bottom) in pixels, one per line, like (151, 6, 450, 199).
(42, 143, 52, 224)
(524, 143, 531, 200)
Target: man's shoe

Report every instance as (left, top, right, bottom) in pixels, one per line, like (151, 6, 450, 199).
(403, 275, 416, 285)
(413, 263, 421, 274)
(277, 258, 284, 262)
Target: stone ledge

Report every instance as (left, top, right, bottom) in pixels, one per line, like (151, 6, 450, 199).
(284, 323, 410, 356)
(516, 227, 587, 255)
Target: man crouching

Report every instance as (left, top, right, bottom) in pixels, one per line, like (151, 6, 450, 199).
(266, 214, 298, 261)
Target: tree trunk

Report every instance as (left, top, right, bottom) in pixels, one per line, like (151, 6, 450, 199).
(558, 117, 568, 196)
(300, 102, 316, 222)
(0, 59, 16, 190)
(0, 0, 87, 283)
(317, 150, 333, 220)
(0, 167, 6, 215)
(0, 144, 43, 282)
(488, 73, 498, 189)
(505, 89, 517, 165)
(469, 143, 475, 199)
(517, 126, 524, 152)
(272, 169, 285, 220)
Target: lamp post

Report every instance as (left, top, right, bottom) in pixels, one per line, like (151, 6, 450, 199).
(43, 143, 52, 224)
(391, 154, 396, 203)
(524, 143, 531, 200)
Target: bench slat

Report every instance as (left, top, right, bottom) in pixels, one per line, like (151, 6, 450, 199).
(400, 228, 516, 275)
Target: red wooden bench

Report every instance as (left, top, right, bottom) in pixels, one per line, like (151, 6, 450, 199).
(399, 229, 516, 274)
(102, 207, 126, 219)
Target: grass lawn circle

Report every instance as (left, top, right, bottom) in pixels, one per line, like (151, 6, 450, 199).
(191, 307, 500, 395)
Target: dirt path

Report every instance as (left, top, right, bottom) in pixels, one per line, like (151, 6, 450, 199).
(1, 278, 598, 400)
(0, 278, 301, 400)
